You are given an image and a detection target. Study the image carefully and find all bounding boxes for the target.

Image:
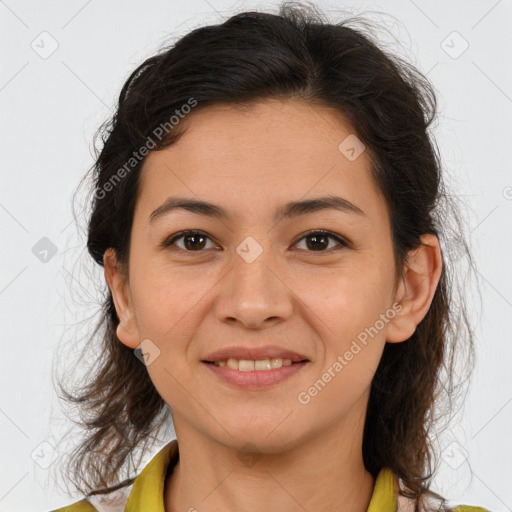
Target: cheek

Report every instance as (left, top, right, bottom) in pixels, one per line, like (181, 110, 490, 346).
(295, 281, 390, 415)
(304, 260, 393, 334)
(302, 262, 393, 378)
(132, 266, 204, 406)
(129, 256, 214, 338)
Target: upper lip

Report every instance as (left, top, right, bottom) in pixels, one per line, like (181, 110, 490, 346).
(202, 345, 309, 363)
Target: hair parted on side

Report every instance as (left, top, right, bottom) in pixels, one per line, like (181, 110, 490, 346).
(53, 2, 476, 510)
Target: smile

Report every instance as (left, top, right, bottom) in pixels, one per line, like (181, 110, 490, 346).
(202, 359, 309, 389)
(208, 357, 306, 371)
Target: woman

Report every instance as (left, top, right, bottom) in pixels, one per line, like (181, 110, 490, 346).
(50, 2, 488, 511)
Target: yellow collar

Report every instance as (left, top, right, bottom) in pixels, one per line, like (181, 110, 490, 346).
(125, 439, 397, 512)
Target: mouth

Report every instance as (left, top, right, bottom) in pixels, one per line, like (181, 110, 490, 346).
(202, 345, 310, 370)
(201, 358, 310, 390)
(202, 357, 309, 372)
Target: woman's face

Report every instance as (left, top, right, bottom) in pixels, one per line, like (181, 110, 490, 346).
(107, 99, 409, 452)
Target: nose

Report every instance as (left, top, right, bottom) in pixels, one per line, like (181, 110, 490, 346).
(214, 243, 293, 329)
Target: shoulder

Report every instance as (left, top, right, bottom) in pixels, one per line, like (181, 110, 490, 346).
(48, 478, 134, 512)
(396, 476, 491, 512)
(48, 481, 134, 512)
(450, 507, 491, 512)
(398, 492, 492, 512)
(47, 439, 178, 512)
(48, 498, 97, 512)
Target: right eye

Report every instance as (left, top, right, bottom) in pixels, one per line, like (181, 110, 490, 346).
(161, 230, 219, 252)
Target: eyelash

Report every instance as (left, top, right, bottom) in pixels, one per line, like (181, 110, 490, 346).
(160, 229, 350, 254)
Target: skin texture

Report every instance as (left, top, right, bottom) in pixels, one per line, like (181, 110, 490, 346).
(103, 99, 443, 512)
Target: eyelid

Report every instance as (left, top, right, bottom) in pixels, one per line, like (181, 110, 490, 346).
(292, 229, 350, 250)
(161, 229, 351, 253)
(160, 230, 218, 250)
(295, 229, 349, 244)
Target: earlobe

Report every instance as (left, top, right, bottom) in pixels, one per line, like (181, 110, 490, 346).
(103, 248, 140, 349)
(386, 234, 443, 343)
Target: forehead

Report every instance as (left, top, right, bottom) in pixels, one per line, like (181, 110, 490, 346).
(135, 99, 388, 225)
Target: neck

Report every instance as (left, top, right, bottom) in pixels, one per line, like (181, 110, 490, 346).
(164, 409, 375, 512)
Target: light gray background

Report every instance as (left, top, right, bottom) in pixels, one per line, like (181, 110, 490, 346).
(1, 1, 511, 511)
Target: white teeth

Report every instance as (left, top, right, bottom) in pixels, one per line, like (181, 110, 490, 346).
(214, 358, 294, 371)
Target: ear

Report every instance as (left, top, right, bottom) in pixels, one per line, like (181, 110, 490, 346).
(103, 248, 140, 349)
(386, 234, 443, 343)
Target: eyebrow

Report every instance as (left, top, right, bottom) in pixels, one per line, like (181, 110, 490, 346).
(148, 195, 365, 224)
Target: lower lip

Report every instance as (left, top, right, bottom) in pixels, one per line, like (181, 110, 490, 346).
(202, 361, 309, 390)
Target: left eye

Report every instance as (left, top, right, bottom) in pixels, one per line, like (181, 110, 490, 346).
(161, 230, 348, 253)
(293, 230, 348, 252)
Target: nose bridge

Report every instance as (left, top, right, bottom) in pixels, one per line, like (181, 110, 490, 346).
(215, 235, 293, 327)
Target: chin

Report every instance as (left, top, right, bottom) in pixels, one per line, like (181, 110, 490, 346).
(217, 419, 305, 453)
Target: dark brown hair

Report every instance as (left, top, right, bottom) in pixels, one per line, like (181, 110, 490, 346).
(54, 2, 476, 510)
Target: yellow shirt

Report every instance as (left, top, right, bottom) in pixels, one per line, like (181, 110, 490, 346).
(49, 439, 489, 512)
